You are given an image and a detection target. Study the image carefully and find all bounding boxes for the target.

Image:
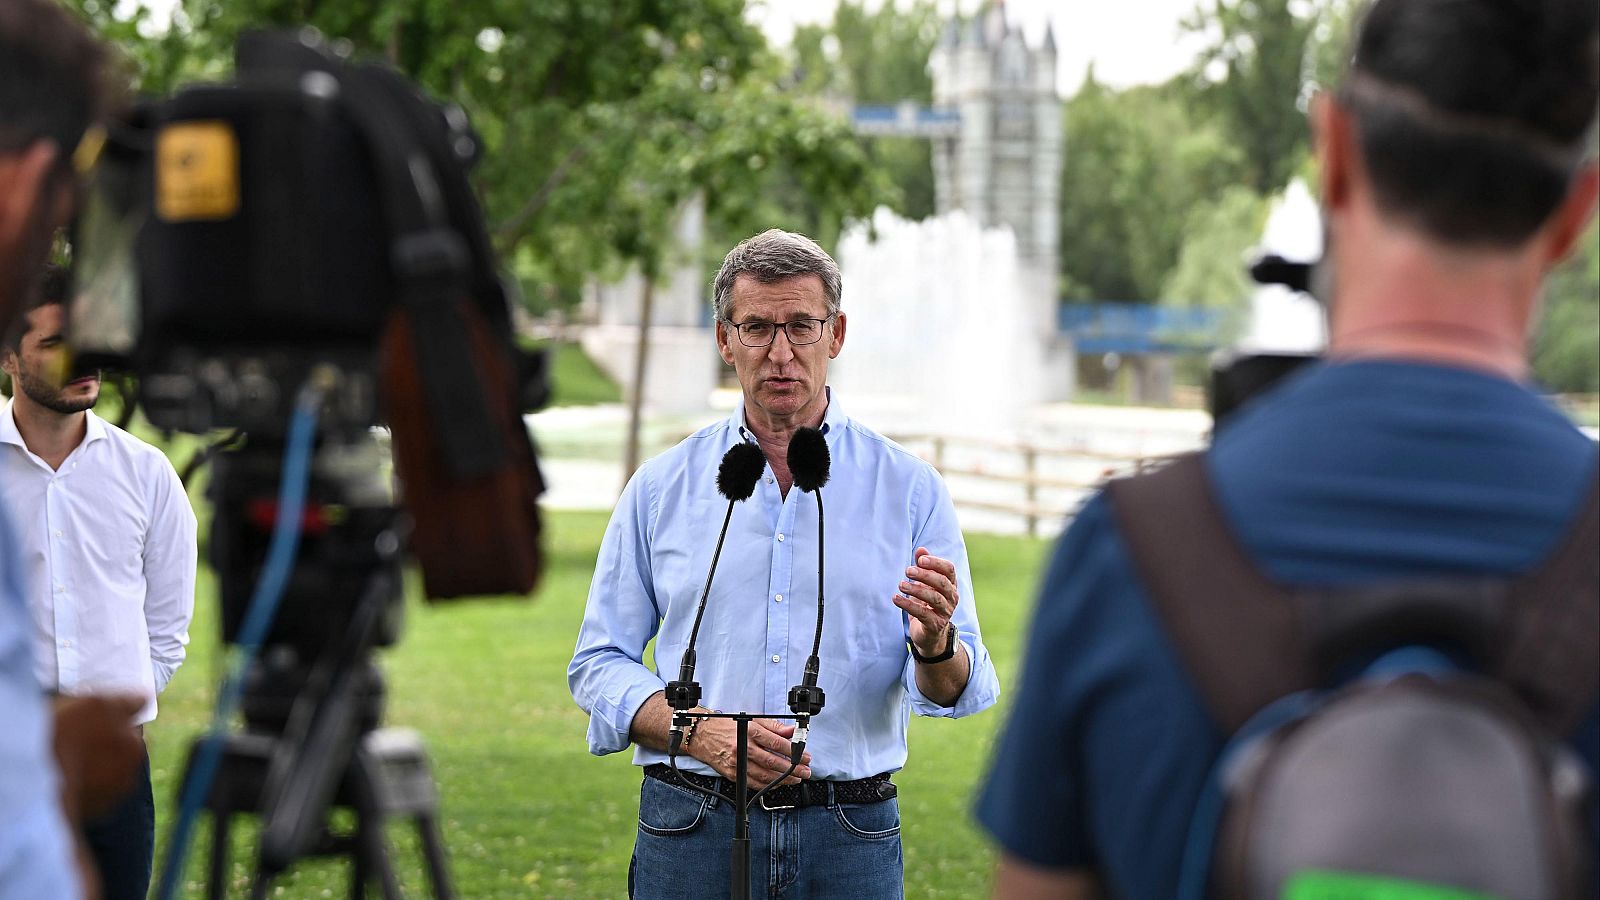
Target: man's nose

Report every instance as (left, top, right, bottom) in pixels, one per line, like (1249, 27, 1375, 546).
(766, 328, 796, 362)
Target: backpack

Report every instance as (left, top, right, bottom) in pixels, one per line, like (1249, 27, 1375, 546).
(1108, 453, 1599, 900)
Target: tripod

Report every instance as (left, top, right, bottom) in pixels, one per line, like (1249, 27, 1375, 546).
(174, 435, 456, 898)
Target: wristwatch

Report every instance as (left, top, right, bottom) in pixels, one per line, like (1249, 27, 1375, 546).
(908, 623, 957, 664)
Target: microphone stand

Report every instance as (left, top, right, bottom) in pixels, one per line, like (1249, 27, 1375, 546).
(671, 708, 809, 900)
(667, 431, 830, 900)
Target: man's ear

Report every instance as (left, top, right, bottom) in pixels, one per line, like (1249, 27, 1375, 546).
(1311, 92, 1353, 211)
(716, 319, 735, 366)
(1539, 161, 1600, 268)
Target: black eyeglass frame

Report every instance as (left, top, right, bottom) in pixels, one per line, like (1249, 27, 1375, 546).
(722, 313, 837, 348)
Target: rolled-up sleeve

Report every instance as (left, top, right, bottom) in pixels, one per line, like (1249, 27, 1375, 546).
(143, 455, 197, 696)
(903, 467, 1000, 718)
(568, 467, 669, 755)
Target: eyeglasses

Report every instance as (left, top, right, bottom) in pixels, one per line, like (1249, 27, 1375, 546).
(725, 315, 835, 348)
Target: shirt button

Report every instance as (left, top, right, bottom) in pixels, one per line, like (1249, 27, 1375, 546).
(771, 655, 781, 663)
(776, 533, 785, 542)
(61, 640, 71, 648)
(53, 531, 63, 538)
(765, 476, 773, 484)
(774, 594, 783, 602)
(54, 585, 64, 593)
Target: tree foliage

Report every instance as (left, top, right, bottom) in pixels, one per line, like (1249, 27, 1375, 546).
(1162, 186, 1269, 314)
(1059, 75, 1250, 302)
(791, 0, 941, 220)
(66, 0, 891, 311)
(1183, 0, 1319, 194)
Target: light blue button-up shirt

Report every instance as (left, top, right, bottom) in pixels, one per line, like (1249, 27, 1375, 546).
(0, 503, 81, 898)
(569, 391, 1000, 781)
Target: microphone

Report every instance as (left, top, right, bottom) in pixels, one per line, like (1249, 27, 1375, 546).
(667, 441, 767, 755)
(785, 427, 830, 756)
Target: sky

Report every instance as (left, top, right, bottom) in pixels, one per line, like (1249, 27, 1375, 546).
(129, 0, 1207, 97)
(749, 0, 1210, 95)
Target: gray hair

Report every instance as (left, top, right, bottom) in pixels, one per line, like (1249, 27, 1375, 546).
(710, 229, 842, 322)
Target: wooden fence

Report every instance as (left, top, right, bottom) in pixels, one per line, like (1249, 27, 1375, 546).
(889, 433, 1161, 538)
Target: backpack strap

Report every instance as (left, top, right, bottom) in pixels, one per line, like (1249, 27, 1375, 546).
(1499, 462, 1600, 735)
(1107, 453, 1313, 733)
(1111, 452, 1600, 737)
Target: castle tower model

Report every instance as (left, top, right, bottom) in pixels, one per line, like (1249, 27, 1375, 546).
(929, 1, 1061, 268)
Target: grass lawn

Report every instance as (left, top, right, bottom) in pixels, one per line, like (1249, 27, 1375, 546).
(148, 510, 1051, 898)
(532, 340, 622, 408)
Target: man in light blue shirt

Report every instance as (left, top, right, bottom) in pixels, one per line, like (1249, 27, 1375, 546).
(0, 3, 147, 897)
(570, 229, 1000, 899)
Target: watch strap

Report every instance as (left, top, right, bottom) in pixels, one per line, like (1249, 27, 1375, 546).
(908, 623, 957, 664)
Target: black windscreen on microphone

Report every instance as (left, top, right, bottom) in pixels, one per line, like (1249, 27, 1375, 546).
(786, 427, 830, 493)
(668, 441, 769, 737)
(718, 442, 767, 501)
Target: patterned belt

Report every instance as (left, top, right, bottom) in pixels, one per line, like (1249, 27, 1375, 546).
(643, 764, 897, 810)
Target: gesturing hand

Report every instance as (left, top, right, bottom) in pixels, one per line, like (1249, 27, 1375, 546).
(893, 546, 958, 659)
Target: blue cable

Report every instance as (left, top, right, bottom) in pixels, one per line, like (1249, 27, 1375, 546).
(153, 381, 324, 900)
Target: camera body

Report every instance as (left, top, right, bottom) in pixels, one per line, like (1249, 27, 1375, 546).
(75, 29, 544, 439)
(73, 29, 548, 602)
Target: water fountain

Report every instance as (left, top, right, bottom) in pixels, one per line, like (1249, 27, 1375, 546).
(829, 208, 1060, 434)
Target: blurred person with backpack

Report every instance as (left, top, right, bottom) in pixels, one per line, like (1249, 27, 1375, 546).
(977, 0, 1600, 897)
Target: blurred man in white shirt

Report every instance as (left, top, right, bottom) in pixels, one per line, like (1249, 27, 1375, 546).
(0, 266, 197, 900)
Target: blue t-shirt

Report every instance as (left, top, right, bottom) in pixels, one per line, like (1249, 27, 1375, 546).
(975, 360, 1600, 899)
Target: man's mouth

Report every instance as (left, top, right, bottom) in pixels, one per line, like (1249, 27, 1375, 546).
(764, 377, 799, 388)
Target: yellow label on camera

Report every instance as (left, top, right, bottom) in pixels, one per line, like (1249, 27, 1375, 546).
(155, 121, 240, 222)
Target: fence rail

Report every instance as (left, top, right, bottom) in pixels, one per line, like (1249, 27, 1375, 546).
(890, 433, 1162, 537)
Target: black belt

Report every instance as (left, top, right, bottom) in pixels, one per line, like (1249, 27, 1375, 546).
(643, 764, 896, 810)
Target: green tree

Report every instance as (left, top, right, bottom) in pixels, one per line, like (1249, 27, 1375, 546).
(792, 0, 941, 220)
(1161, 185, 1270, 335)
(1183, 0, 1318, 194)
(67, 0, 890, 311)
(1059, 74, 1247, 302)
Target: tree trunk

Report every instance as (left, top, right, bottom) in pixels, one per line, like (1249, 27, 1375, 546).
(622, 276, 656, 484)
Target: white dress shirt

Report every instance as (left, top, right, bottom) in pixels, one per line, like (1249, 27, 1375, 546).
(0, 400, 197, 724)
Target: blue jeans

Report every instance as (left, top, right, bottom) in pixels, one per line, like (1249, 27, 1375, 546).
(629, 775, 904, 900)
(83, 747, 153, 900)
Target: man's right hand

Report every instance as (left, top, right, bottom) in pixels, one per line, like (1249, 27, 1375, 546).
(689, 715, 812, 788)
(51, 694, 146, 823)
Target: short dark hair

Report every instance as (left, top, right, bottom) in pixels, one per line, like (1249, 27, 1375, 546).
(1343, 0, 1600, 246)
(4, 263, 66, 352)
(0, 0, 115, 159)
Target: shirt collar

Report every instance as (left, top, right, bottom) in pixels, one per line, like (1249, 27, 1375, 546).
(83, 409, 108, 445)
(0, 399, 108, 451)
(733, 386, 845, 443)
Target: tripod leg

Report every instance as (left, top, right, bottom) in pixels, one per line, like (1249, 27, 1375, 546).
(416, 814, 455, 900)
(350, 836, 368, 900)
(208, 812, 231, 900)
(345, 750, 404, 900)
(358, 821, 403, 900)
